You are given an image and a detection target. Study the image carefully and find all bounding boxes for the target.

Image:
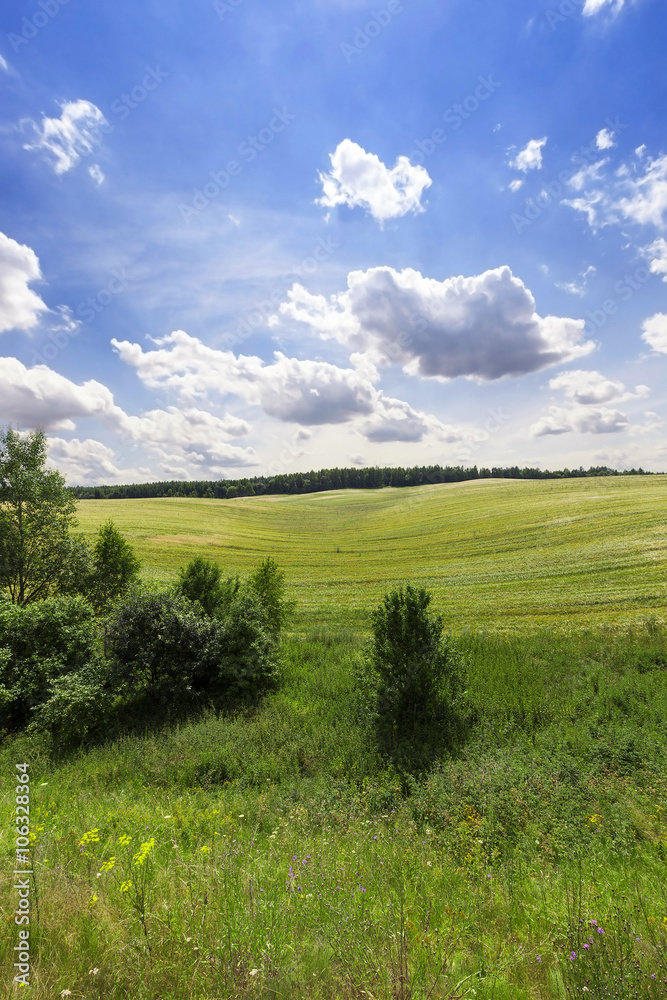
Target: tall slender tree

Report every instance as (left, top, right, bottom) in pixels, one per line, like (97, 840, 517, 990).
(0, 427, 78, 605)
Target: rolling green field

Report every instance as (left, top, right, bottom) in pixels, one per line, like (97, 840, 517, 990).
(75, 476, 667, 632)
(3, 476, 667, 999)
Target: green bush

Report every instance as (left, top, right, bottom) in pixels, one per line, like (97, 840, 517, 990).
(106, 587, 279, 712)
(174, 555, 239, 618)
(206, 589, 280, 699)
(0, 595, 97, 729)
(247, 556, 296, 636)
(361, 584, 465, 771)
(28, 662, 111, 751)
(87, 519, 141, 614)
(105, 590, 218, 709)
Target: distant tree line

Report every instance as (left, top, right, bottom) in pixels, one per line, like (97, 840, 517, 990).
(69, 463, 655, 500)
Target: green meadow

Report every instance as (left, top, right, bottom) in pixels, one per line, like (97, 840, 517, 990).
(74, 475, 667, 632)
(2, 476, 667, 999)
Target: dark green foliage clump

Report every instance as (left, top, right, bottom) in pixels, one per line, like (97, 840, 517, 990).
(87, 519, 142, 614)
(358, 584, 465, 773)
(106, 587, 279, 714)
(174, 555, 239, 618)
(0, 595, 97, 729)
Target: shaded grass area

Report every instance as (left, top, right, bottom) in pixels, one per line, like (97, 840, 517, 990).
(73, 476, 667, 633)
(2, 624, 667, 998)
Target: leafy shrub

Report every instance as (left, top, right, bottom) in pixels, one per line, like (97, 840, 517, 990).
(87, 519, 141, 614)
(28, 662, 111, 751)
(174, 555, 239, 617)
(105, 590, 218, 709)
(106, 587, 279, 712)
(248, 556, 296, 636)
(359, 584, 465, 771)
(0, 596, 97, 729)
(205, 589, 280, 699)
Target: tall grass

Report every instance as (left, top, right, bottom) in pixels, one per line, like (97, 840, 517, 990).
(2, 622, 667, 998)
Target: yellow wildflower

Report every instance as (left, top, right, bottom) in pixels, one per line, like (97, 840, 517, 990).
(79, 828, 101, 846)
(132, 838, 155, 867)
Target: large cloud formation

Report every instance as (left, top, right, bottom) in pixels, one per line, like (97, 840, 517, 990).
(112, 330, 470, 445)
(279, 265, 595, 380)
(0, 232, 49, 333)
(0, 356, 256, 478)
(0, 357, 123, 429)
(316, 139, 432, 223)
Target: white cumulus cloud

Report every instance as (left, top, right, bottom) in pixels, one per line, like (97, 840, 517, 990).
(112, 330, 470, 444)
(548, 369, 649, 405)
(531, 367, 649, 437)
(531, 405, 630, 436)
(509, 137, 547, 173)
(0, 232, 49, 333)
(0, 353, 256, 477)
(644, 237, 667, 281)
(279, 265, 595, 381)
(0, 357, 125, 429)
(46, 437, 149, 486)
(596, 128, 616, 150)
(316, 139, 432, 223)
(641, 313, 667, 354)
(23, 99, 107, 175)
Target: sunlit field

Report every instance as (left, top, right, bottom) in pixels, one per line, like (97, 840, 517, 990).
(74, 476, 667, 633)
(3, 477, 667, 999)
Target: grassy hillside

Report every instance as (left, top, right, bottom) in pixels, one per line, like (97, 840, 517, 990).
(3, 477, 667, 998)
(74, 475, 667, 632)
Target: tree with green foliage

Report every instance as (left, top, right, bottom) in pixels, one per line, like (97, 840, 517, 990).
(87, 519, 141, 614)
(360, 584, 464, 769)
(248, 556, 296, 636)
(175, 555, 239, 617)
(0, 594, 97, 730)
(0, 426, 78, 605)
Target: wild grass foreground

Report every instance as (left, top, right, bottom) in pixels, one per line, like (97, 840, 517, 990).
(2, 623, 667, 999)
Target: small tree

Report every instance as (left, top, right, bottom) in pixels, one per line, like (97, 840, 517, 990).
(363, 584, 463, 768)
(248, 556, 296, 636)
(175, 555, 239, 618)
(0, 427, 78, 604)
(88, 520, 141, 614)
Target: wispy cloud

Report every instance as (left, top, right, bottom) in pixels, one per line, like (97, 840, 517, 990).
(23, 99, 107, 175)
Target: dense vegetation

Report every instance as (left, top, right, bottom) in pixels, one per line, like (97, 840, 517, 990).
(1, 427, 666, 999)
(69, 463, 654, 501)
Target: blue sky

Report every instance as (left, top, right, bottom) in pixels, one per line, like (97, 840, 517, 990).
(1, 0, 666, 484)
